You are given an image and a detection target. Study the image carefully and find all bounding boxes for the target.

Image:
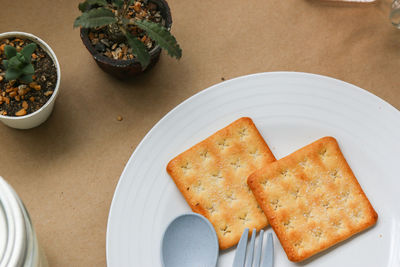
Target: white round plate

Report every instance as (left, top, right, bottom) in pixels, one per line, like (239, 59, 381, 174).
(107, 72, 400, 267)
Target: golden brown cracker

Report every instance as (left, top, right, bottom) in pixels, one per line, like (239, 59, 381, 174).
(248, 136, 378, 262)
(167, 117, 276, 249)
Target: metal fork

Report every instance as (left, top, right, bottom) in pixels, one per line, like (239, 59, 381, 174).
(232, 228, 274, 267)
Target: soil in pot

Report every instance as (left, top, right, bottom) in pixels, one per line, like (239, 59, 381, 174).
(87, 0, 166, 61)
(0, 38, 57, 117)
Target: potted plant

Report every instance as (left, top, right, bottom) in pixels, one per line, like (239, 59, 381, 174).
(74, 0, 182, 78)
(0, 32, 61, 129)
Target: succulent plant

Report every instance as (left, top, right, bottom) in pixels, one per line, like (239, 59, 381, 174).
(2, 43, 37, 83)
(74, 0, 182, 68)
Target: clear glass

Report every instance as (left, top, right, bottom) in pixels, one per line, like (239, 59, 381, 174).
(391, 0, 400, 28)
(0, 177, 48, 267)
(17, 194, 48, 267)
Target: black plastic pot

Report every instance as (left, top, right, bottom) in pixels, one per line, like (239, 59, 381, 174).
(80, 0, 172, 79)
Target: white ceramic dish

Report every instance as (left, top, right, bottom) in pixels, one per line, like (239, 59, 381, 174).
(107, 72, 400, 267)
(0, 32, 61, 129)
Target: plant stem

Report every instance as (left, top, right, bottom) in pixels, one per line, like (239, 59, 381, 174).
(121, 0, 130, 19)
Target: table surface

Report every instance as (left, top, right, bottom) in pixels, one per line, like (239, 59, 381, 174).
(0, 0, 399, 266)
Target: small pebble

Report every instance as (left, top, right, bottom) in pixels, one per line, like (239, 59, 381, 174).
(95, 42, 106, 53)
(15, 109, 26, 116)
(22, 101, 28, 109)
(117, 115, 123, 121)
(44, 91, 53, 97)
(100, 39, 110, 47)
(18, 85, 27, 96)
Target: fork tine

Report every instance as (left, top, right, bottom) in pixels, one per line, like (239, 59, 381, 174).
(245, 229, 256, 267)
(261, 232, 274, 267)
(253, 230, 264, 267)
(232, 228, 249, 267)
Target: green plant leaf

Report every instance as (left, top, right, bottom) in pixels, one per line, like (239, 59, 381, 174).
(17, 53, 28, 64)
(4, 45, 17, 59)
(78, 0, 107, 12)
(20, 74, 33, 83)
(5, 68, 21, 81)
(74, 8, 117, 28)
(2, 60, 8, 69)
(8, 57, 23, 69)
(134, 20, 182, 59)
(21, 64, 34, 75)
(20, 43, 37, 62)
(112, 0, 124, 8)
(125, 32, 151, 69)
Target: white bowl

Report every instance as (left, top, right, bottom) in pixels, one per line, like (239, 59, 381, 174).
(0, 32, 61, 129)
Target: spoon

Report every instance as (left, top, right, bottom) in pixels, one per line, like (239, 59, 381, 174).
(161, 213, 219, 267)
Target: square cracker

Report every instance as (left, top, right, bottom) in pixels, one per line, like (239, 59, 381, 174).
(248, 137, 378, 262)
(167, 117, 276, 249)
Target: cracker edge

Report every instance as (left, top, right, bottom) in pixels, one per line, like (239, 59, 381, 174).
(248, 136, 378, 262)
(166, 117, 276, 249)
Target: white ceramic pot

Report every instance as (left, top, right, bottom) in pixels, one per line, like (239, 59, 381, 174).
(0, 32, 61, 129)
(0, 176, 48, 267)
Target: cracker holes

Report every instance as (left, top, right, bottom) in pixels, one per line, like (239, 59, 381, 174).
(290, 188, 301, 199)
(310, 179, 322, 189)
(332, 220, 344, 230)
(322, 200, 331, 210)
(217, 139, 230, 150)
(238, 127, 249, 140)
(310, 228, 324, 241)
(192, 181, 205, 194)
(230, 158, 242, 170)
(220, 225, 232, 236)
(225, 192, 237, 204)
(210, 171, 224, 184)
(319, 148, 328, 160)
(206, 204, 217, 215)
(329, 169, 341, 181)
(281, 169, 289, 177)
(299, 158, 311, 169)
(200, 150, 210, 160)
(239, 212, 251, 224)
(211, 171, 223, 179)
(294, 240, 304, 250)
(270, 199, 282, 211)
(180, 162, 192, 174)
(340, 190, 351, 201)
(261, 179, 270, 189)
(283, 219, 294, 230)
(351, 209, 364, 222)
(249, 149, 260, 159)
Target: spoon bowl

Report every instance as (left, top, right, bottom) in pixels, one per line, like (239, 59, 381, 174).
(161, 213, 219, 267)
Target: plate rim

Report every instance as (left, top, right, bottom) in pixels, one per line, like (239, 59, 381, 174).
(106, 71, 400, 266)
